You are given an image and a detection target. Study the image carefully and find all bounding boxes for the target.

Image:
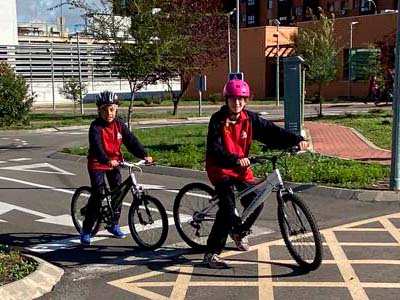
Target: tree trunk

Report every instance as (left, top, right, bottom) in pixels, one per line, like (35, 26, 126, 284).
(318, 83, 323, 117)
(172, 97, 179, 115)
(127, 90, 135, 131)
(172, 71, 192, 115)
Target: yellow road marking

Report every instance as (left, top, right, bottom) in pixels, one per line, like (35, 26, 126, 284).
(108, 211, 400, 300)
(324, 230, 368, 299)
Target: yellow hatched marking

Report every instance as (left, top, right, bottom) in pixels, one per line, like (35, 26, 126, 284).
(323, 230, 368, 300)
(337, 242, 398, 246)
(169, 266, 193, 300)
(258, 245, 274, 300)
(334, 228, 386, 231)
(380, 219, 400, 244)
(108, 211, 400, 300)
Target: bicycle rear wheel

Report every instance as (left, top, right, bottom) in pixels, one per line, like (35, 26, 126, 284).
(278, 193, 323, 271)
(71, 186, 101, 236)
(128, 195, 168, 250)
(173, 182, 217, 250)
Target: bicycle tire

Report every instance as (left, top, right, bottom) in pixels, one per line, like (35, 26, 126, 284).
(71, 186, 101, 236)
(128, 195, 168, 250)
(278, 193, 323, 271)
(173, 182, 217, 250)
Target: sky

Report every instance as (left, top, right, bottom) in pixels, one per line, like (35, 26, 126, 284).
(16, 0, 101, 31)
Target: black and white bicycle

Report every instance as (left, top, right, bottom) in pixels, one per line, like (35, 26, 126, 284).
(173, 147, 323, 271)
(71, 160, 168, 250)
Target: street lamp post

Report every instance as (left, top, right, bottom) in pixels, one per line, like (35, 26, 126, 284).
(76, 31, 84, 115)
(49, 42, 55, 111)
(273, 19, 281, 106)
(367, 0, 377, 14)
(236, 0, 240, 72)
(390, 1, 400, 190)
(348, 21, 358, 101)
(227, 8, 236, 73)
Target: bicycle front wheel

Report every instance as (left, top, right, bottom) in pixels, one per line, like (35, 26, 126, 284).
(71, 186, 101, 236)
(278, 193, 323, 271)
(128, 195, 168, 250)
(173, 182, 217, 250)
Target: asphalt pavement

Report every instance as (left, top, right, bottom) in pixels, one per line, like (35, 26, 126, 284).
(0, 103, 399, 300)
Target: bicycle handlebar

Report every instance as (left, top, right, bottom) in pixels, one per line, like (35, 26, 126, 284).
(249, 146, 302, 165)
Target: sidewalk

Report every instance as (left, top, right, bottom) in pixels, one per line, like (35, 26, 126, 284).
(305, 121, 392, 165)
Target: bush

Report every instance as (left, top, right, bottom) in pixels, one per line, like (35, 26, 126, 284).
(143, 97, 153, 105)
(0, 63, 35, 126)
(208, 93, 222, 104)
(58, 77, 87, 113)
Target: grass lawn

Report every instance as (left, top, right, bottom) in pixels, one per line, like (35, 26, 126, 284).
(63, 113, 391, 189)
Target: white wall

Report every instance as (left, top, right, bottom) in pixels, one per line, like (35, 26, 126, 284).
(0, 0, 18, 45)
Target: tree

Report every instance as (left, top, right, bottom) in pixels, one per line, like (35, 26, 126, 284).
(0, 63, 35, 126)
(58, 77, 88, 113)
(292, 8, 338, 117)
(71, 0, 178, 128)
(158, 0, 228, 115)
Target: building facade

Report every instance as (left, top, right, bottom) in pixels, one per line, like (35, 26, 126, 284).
(227, 0, 396, 27)
(184, 12, 397, 100)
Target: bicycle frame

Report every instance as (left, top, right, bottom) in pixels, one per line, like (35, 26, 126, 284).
(197, 168, 286, 225)
(102, 162, 145, 220)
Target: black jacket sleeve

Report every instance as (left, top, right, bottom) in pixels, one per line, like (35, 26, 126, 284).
(206, 112, 239, 168)
(247, 110, 304, 149)
(88, 121, 109, 164)
(118, 119, 148, 159)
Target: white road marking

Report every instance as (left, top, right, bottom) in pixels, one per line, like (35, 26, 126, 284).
(8, 158, 32, 162)
(0, 176, 76, 195)
(0, 201, 74, 227)
(0, 175, 275, 253)
(0, 162, 75, 175)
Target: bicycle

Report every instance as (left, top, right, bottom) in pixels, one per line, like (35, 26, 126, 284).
(173, 147, 323, 270)
(71, 160, 168, 250)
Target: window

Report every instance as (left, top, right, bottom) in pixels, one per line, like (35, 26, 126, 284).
(248, 0, 255, 5)
(267, 0, 273, 9)
(247, 15, 255, 24)
(295, 6, 303, 15)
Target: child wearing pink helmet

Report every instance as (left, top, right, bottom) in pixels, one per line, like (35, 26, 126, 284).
(203, 79, 308, 269)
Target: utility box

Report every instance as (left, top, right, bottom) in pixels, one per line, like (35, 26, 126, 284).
(283, 56, 305, 137)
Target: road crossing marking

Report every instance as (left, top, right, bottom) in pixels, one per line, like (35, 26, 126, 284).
(108, 211, 400, 300)
(0, 162, 75, 175)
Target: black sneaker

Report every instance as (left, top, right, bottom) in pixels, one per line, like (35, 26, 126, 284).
(203, 253, 229, 269)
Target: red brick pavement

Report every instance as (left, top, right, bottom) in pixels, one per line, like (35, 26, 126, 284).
(304, 121, 392, 165)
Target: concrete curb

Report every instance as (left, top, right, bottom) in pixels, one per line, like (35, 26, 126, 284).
(49, 152, 399, 202)
(0, 255, 64, 300)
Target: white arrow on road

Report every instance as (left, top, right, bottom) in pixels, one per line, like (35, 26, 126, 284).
(0, 201, 74, 227)
(0, 163, 75, 175)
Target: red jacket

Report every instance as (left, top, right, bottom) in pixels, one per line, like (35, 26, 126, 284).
(87, 117, 147, 170)
(206, 110, 253, 184)
(206, 106, 304, 185)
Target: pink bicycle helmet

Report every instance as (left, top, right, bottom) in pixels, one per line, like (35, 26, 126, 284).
(223, 79, 250, 98)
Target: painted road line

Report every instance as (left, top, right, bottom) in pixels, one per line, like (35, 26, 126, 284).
(0, 201, 74, 227)
(8, 158, 32, 162)
(0, 176, 76, 195)
(0, 162, 75, 175)
(107, 212, 400, 300)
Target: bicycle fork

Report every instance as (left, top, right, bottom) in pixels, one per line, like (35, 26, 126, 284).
(131, 189, 154, 225)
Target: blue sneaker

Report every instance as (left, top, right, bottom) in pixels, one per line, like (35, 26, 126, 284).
(106, 225, 126, 238)
(80, 233, 91, 245)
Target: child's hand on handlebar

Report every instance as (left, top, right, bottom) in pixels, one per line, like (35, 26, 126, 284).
(237, 157, 251, 168)
(108, 160, 120, 168)
(144, 156, 153, 164)
(298, 141, 309, 151)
